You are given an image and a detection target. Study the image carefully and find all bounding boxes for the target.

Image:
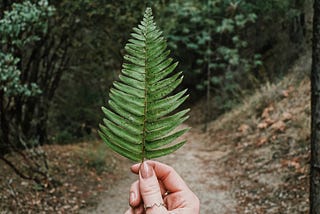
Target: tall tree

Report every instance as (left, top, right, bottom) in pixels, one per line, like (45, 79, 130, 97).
(0, 0, 148, 185)
(0, 0, 57, 185)
(311, 0, 320, 212)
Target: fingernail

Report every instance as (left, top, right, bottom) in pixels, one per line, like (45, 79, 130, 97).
(129, 191, 136, 204)
(141, 162, 153, 178)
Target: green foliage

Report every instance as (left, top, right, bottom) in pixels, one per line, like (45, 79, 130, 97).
(85, 153, 107, 174)
(155, 0, 302, 115)
(84, 149, 111, 175)
(0, 52, 25, 95)
(158, 0, 261, 113)
(52, 0, 303, 139)
(0, 0, 54, 97)
(0, 52, 41, 96)
(245, 0, 302, 19)
(99, 8, 189, 162)
(53, 130, 74, 144)
(0, 1, 56, 184)
(49, 0, 149, 141)
(0, 0, 54, 49)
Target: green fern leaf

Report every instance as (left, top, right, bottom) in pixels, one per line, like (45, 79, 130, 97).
(99, 7, 190, 162)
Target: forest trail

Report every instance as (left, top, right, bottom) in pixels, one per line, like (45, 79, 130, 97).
(0, 53, 309, 213)
(81, 124, 236, 214)
(80, 50, 311, 214)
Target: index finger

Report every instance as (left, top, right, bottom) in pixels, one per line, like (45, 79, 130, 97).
(131, 160, 190, 193)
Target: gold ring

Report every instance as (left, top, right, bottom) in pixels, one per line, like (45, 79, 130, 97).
(144, 202, 166, 210)
(164, 191, 170, 196)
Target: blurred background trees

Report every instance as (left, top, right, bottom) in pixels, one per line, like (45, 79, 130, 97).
(0, 0, 55, 185)
(51, 0, 307, 141)
(0, 0, 308, 184)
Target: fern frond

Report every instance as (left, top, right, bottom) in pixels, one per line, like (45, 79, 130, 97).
(99, 7, 189, 162)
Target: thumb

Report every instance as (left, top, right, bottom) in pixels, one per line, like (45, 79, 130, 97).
(139, 162, 167, 213)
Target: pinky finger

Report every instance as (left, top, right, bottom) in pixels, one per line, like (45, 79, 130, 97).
(125, 204, 144, 214)
(134, 204, 145, 214)
(124, 207, 134, 214)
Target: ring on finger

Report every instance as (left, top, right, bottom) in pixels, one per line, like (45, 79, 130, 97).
(144, 202, 167, 211)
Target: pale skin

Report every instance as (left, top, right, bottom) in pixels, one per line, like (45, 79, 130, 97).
(125, 160, 200, 214)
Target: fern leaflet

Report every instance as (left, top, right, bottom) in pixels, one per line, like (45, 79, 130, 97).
(99, 7, 189, 162)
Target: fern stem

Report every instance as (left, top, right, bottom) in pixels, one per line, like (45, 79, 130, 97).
(141, 8, 152, 162)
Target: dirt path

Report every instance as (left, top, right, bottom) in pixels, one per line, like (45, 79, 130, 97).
(81, 124, 236, 214)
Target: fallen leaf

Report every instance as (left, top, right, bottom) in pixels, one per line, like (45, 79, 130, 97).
(71, 205, 79, 211)
(21, 181, 28, 186)
(281, 86, 294, 97)
(265, 118, 276, 125)
(270, 120, 286, 132)
(63, 205, 71, 210)
(238, 124, 250, 133)
(257, 122, 268, 129)
(256, 137, 268, 146)
(282, 90, 290, 97)
(281, 158, 301, 172)
(261, 105, 274, 119)
(282, 112, 293, 121)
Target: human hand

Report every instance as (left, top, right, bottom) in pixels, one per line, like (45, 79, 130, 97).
(125, 160, 200, 214)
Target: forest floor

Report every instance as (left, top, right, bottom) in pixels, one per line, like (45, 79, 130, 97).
(80, 123, 237, 214)
(0, 53, 310, 213)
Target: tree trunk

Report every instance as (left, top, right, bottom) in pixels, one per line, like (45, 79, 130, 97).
(310, 0, 320, 213)
(0, 90, 10, 156)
